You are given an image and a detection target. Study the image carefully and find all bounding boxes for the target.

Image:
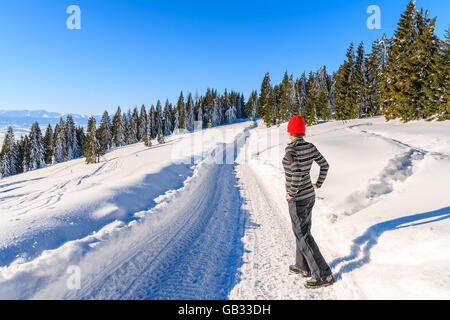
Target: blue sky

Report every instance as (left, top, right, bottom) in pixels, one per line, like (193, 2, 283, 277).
(0, 0, 448, 115)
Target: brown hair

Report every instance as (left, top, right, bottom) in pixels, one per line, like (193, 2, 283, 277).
(290, 132, 305, 138)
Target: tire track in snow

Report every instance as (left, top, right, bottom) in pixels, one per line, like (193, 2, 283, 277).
(45, 126, 254, 300)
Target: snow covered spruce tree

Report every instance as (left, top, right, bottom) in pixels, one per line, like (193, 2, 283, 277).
(423, 24, 449, 120)
(366, 37, 387, 116)
(28, 122, 45, 170)
(295, 73, 308, 116)
(144, 126, 152, 147)
(0, 127, 17, 178)
(433, 25, 450, 120)
(334, 42, 358, 120)
(177, 91, 186, 131)
(65, 115, 80, 160)
(257, 72, 271, 119)
(210, 95, 221, 127)
(21, 135, 31, 173)
(157, 127, 165, 144)
(279, 71, 295, 122)
(279, 71, 296, 123)
(164, 99, 174, 135)
(98, 110, 113, 153)
(84, 116, 101, 164)
(128, 107, 139, 144)
(224, 90, 237, 124)
(112, 106, 125, 147)
(382, 1, 440, 121)
(302, 71, 319, 126)
(53, 119, 67, 163)
(245, 90, 258, 120)
(123, 110, 131, 145)
(43, 124, 54, 165)
(138, 104, 147, 142)
(155, 100, 163, 137)
(353, 42, 368, 118)
(258, 74, 276, 126)
(76, 126, 85, 157)
(15, 135, 24, 174)
(186, 93, 195, 131)
(196, 101, 203, 130)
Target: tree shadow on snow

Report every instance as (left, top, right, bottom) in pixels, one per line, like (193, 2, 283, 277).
(329, 206, 450, 282)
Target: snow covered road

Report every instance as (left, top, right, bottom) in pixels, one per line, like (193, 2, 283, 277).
(46, 129, 253, 299)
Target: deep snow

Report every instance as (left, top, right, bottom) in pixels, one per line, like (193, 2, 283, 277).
(0, 117, 449, 299)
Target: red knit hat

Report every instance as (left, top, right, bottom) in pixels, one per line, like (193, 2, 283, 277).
(287, 116, 306, 134)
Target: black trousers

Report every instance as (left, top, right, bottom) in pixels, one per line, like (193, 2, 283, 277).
(288, 196, 332, 279)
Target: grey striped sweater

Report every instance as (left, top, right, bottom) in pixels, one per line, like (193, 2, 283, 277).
(282, 138, 329, 201)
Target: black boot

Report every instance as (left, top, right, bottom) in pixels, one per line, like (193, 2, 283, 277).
(289, 265, 311, 278)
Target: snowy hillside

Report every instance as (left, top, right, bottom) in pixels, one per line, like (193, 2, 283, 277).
(0, 118, 449, 299)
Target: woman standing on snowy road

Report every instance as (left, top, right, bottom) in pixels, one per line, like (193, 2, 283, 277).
(282, 115, 334, 289)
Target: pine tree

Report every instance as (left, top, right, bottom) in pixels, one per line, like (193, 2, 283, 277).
(381, 1, 440, 121)
(29, 122, 45, 170)
(354, 42, 368, 117)
(262, 85, 275, 126)
(186, 93, 195, 131)
(123, 110, 131, 145)
(211, 96, 221, 127)
(295, 73, 308, 116)
(245, 90, 258, 120)
(334, 42, 358, 119)
(98, 110, 112, 153)
(196, 102, 203, 130)
(138, 104, 147, 141)
(65, 115, 79, 159)
(316, 88, 332, 121)
(224, 90, 237, 124)
(366, 37, 386, 116)
(144, 127, 152, 147)
(315, 67, 333, 121)
(76, 126, 85, 156)
(43, 124, 54, 165)
(84, 117, 101, 164)
(0, 127, 17, 178)
(412, 9, 440, 119)
(172, 107, 180, 133)
(22, 135, 31, 172)
(258, 72, 271, 118)
(302, 72, 318, 126)
(177, 91, 186, 130)
(129, 107, 139, 144)
(279, 71, 295, 122)
(382, 2, 416, 120)
(434, 25, 450, 120)
(53, 119, 67, 163)
(163, 100, 173, 135)
(112, 106, 125, 147)
(155, 100, 163, 136)
(157, 127, 165, 144)
(15, 136, 24, 174)
(423, 23, 449, 120)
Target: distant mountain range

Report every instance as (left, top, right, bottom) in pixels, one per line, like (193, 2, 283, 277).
(0, 109, 97, 127)
(0, 109, 100, 141)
